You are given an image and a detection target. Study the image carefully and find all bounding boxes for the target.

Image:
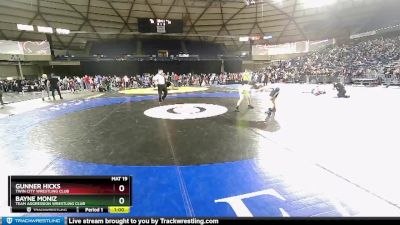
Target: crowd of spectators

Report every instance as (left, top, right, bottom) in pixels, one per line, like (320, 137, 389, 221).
(0, 72, 250, 93)
(0, 79, 39, 93)
(263, 34, 400, 81)
(2, 33, 400, 94)
(55, 73, 256, 92)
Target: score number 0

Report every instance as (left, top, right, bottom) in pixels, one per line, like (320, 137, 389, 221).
(118, 185, 125, 205)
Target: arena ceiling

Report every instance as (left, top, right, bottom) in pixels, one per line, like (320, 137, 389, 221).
(0, 0, 398, 51)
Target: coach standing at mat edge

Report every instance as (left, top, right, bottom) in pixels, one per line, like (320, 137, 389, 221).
(153, 69, 168, 102)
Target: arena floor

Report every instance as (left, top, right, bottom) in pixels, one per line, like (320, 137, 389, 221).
(1, 84, 400, 217)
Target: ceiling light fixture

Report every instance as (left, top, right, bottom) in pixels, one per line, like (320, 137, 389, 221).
(239, 36, 249, 42)
(37, 26, 53, 34)
(56, 28, 70, 35)
(17, 24, 34, 31)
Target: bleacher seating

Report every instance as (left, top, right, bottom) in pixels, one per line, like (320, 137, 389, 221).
(185, 41, 224, 59)
(142, 39, 182, 56)
(90, 40, 137, 56)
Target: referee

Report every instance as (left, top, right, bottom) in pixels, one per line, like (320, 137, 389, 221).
(153, 69, 168, 102)
(48, 74, 63, 100)
(0, 80, 5, 106)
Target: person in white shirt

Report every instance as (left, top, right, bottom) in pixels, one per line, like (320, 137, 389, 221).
(123, 75, 129, 89)
(40, 74, 51, 101)
(152, 69, 168, 102)
(75, 76, 82, 90)
(311, 85, 326, 96)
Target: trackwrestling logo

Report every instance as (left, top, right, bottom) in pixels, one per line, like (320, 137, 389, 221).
(2, 217, 63, 225)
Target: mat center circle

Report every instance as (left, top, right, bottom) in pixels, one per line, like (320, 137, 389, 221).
(173, 105, 201, 114)
(144, 103, 228, 120)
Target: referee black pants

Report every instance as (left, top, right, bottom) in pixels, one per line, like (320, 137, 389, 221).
(0, 90, 4, 105)
(50, 86, 62, 99)
(157, 84, 168, 102)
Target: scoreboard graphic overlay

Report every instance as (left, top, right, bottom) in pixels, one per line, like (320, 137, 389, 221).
(8, 176, 131, 214)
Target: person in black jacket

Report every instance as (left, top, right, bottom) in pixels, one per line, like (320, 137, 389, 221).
(0, 81, 5, 106)
(48, 74, 63, 100)
(16, 79, 23, 93)
(333, 83, 350, 98)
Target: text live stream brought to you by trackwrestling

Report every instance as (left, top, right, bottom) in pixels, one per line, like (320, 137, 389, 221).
(1, 217, 222, 225)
